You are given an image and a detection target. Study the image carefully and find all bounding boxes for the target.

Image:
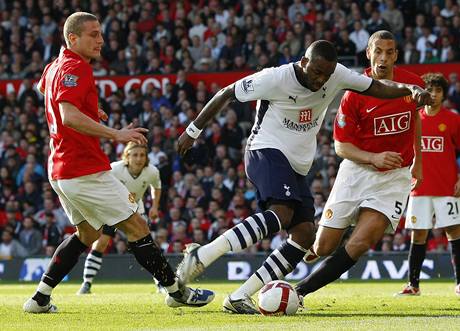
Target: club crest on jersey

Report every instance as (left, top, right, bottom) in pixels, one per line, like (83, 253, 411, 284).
(299, 109, 312, 123)
(374, 111, 411, 136)
(411, 216, 417, 224)
(241, 79, 254, 94)
(324, 209, 333, 220)
(128, 192, 136, 203)
(421, 136, 444, 152)
(438, 123, 447, 132)
(62, 74, 79, 87)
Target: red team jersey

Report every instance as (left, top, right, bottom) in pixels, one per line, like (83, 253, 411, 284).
(334, 67, 423, 171)
(38, 48, 110, 180)
(411, 107, 460, 196)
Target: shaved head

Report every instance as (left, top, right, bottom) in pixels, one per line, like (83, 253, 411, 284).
(305, 40, 338, 62)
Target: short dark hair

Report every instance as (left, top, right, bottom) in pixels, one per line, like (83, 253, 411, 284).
(305, 40, 337, 62)
(368, 30, 396, 49)
(422, 72, 449, 100)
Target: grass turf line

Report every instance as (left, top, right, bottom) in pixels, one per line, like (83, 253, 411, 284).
(1, 281, 459, 330)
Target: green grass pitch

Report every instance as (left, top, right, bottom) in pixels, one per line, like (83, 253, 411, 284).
(1, 281, 459, 330)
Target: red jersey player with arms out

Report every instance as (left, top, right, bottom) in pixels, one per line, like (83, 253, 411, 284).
(23, 12, 214, 313)
(295, 30, 430, 300)
(397, 72, 460, 296)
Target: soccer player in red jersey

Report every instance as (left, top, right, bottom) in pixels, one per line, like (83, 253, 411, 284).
(295, 30, 429, 299)
(23, 12, 214, 313)
(397, 72, 460, 296)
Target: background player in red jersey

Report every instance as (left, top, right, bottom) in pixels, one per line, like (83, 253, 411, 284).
(295, 30, 429, 300)
(23, 12, 214, 314)
(397, 72, 460, 296)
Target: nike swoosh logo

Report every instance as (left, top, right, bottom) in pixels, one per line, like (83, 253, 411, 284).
(366, 106, 378, 113)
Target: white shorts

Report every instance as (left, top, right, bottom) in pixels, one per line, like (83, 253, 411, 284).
(318, 159, 411, 233)
(50, 171, 138, 230)
(405, 196, 460, 229)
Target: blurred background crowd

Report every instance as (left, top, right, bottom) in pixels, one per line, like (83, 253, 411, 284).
(1, 0, 460, 260)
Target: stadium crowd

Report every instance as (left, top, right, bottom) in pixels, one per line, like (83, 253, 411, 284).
(1, 0, 460, 260)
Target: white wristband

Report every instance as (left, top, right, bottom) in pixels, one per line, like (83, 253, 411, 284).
(185, 121, 203, 139)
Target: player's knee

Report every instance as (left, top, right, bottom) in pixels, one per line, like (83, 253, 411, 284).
(313, 240, 336, 257)
(268, 203, 294, 228)
(125, 213, 150, 238)
(290, 223, 315, 249)
(411, 229, 429, 244)
(346, 238, 372, 258)
(77, 229, 100, 246)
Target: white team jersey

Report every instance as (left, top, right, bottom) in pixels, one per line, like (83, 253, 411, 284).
(110, 160, 161, 214)
(234, 63, 372, 175)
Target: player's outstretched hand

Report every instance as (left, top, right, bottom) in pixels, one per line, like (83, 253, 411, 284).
(177, 132, 195, 156)
(410, 85, 434, 107)
(370, 151, 403, 169)
(115, 123, 149, 144)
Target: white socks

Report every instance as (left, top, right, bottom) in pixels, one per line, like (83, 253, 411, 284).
(197, 236, 231, 267)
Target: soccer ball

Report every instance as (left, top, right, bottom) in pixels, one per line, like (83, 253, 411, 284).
(258, 280, 300, 316)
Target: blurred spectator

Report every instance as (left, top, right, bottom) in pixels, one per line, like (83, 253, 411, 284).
(381, 0, 404, 39)
(349, 20, 370, 66)
(0, 229, 28, 259)
(416, 26, 437, 63)
(18, 216, 42, 256)
(392, 233, 408, 251)
(41, 211, 62, 249)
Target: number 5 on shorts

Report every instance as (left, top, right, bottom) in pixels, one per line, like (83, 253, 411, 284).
(394, 201, 403, 215)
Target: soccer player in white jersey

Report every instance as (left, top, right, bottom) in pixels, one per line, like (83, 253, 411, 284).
(295, 31, 430, 301)
(396, 72, 460, 296)
(77, 142, 162, 294)
(176, 39, 432, 314)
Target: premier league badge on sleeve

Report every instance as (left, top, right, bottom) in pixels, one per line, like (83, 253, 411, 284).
(337, 112, 346, 128)
(62, 74, 79, 87)
(241, 79, 254, 94)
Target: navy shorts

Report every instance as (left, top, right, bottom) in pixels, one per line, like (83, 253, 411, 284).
(245, 148, 315, 229)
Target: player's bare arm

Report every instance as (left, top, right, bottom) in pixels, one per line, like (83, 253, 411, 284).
(177, 84, 237, 156)
(335, 140, 403, 170)
(59, 102, 148, 144)
(411, 111, 423, 190)
(149, 187, 161, 220)
(362, 79, 433, 106)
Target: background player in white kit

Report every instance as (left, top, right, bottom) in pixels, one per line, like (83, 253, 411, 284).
(176, 39, 432, 314)
(295, 31, 429, 301)
(397, 72, 460, 296)
(77, 142, 162, 294)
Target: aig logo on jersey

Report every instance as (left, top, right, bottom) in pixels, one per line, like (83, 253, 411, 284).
(299, 109, 312, 123)
(374, 111, 411, 136)
(421, 136, 444, 152)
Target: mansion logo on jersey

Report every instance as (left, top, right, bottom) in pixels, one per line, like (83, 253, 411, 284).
(299, 109, 312, 123)
(283, 117, 319, 132)
(374, 111, 411, 136)
(421, 136, 444, 152)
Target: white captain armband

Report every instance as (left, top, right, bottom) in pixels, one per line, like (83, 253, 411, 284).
(185, 121, 203, 139)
